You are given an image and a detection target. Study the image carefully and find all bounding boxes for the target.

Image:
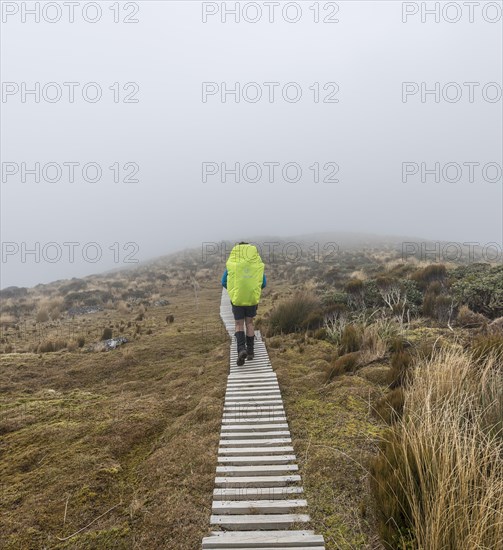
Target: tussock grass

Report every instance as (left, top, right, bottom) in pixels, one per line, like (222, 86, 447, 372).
(267, 290, 323, 335)
(371, 347, 503, 549)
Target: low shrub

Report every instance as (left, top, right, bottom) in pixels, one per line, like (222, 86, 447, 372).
(267, 291, 322, 335)
(411, 264, 447, 290)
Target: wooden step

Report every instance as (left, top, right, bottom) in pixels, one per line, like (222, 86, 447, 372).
(222, 417, 287, 423)
(225, 386, 280, 395)
(220, 431, 291, 439)
(222, 410, 285, 416)
(212, 499, 308, 514)
(225, 395, 282, 402)
(218, 446, 294, 455)
(223, 406, 284, 411)
(229, 365, 272, 370)
(221, 424, 288, 432)
(222, 411, 286, 424)
(202, 529, 324, 548)
(228, 375, 277, 380)
(214, 475, 302, 488)
(217, 455, 297, 465)
(227, 385, 279, 390)
(213, 487, 304, 500)
(210, 513, 310, 530)
(229, 367, 273, 371)
(224, 399, 283, 404)
(230, 364, 272, 369)
(216, 465, 298, 476)
(228, 373, 274, 377)
(219, 438, 292, 447)
(222, 417, 287, 424)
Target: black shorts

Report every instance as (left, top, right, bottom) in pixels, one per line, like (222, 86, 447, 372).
(231, 302, 258, 320)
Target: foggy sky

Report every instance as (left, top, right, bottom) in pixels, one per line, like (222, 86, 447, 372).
(1, 0, 502, 289)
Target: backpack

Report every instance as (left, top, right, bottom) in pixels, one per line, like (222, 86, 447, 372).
(226, 244, 265, 306)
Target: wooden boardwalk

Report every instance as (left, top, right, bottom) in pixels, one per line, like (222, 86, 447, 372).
(202, 289, 326, 549)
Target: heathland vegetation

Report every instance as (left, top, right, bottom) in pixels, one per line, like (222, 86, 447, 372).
(0, 235, 501, 548)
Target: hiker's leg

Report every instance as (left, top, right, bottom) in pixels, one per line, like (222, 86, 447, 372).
(244, 316, 254, 336)
(232, 305, 247, 365)
(245, 316, 255, 359)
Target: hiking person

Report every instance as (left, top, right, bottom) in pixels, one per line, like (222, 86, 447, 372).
(221, 242, 266, 366)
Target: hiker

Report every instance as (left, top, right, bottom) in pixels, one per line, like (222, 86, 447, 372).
(221, 242, 266, 366)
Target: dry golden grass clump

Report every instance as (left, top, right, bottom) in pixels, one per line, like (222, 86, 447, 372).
(371, 347, 503, 549)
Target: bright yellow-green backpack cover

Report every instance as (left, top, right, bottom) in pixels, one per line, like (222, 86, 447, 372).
(226, 244, 265, 306)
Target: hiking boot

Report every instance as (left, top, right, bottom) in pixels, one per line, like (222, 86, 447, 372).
(235, 331, 247, 366)
(246, 335, 255, 360)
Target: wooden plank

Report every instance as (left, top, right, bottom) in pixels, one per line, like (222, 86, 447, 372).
(224, 398, 283, 404)
(216, 464, 298, 476)
(225, 398, 282, 403)
(229, 365, 272, 369)
(225, 397, 282, 402)
(222, 417, 287, 423)
(223, 411, 285, 416)
(218, 446, 294, 455)
(219, 438, 292, 446)
(220, 431, 291, 439)
(223, 412, 285, 417)
(228, 381, 277, 385)
(214, 475, 302, 488)
(229, 367, 273, 370)
(222, 416, 287, 423)
(212, 499, 307, 514)
(213, 486, 304, 500)
(223, 408, 284, 412)
(228, 377, 277, 382)
(203, 545, 322, 549)
(229, 363, 271, 368)
(223, 408, 285, 413)
(224, 404, 284, 409)
(209, 513, 310, 530)
(224, 401, 284, 406)
(223, 405, 285, 410)
(228, 380, 277, 385)
(227, 381, 279, 390)
(226, 387, 280, 391)
(229, 373, 276, 378)
(222, 418, 287, 425)
(220, 424, 288, 432)
(223, 414, 285, 419)
(230, 374, 274, 376)
(217, 455, 297, 465)
(224, 397, 283, 402)
(202, 529, 324, 548)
